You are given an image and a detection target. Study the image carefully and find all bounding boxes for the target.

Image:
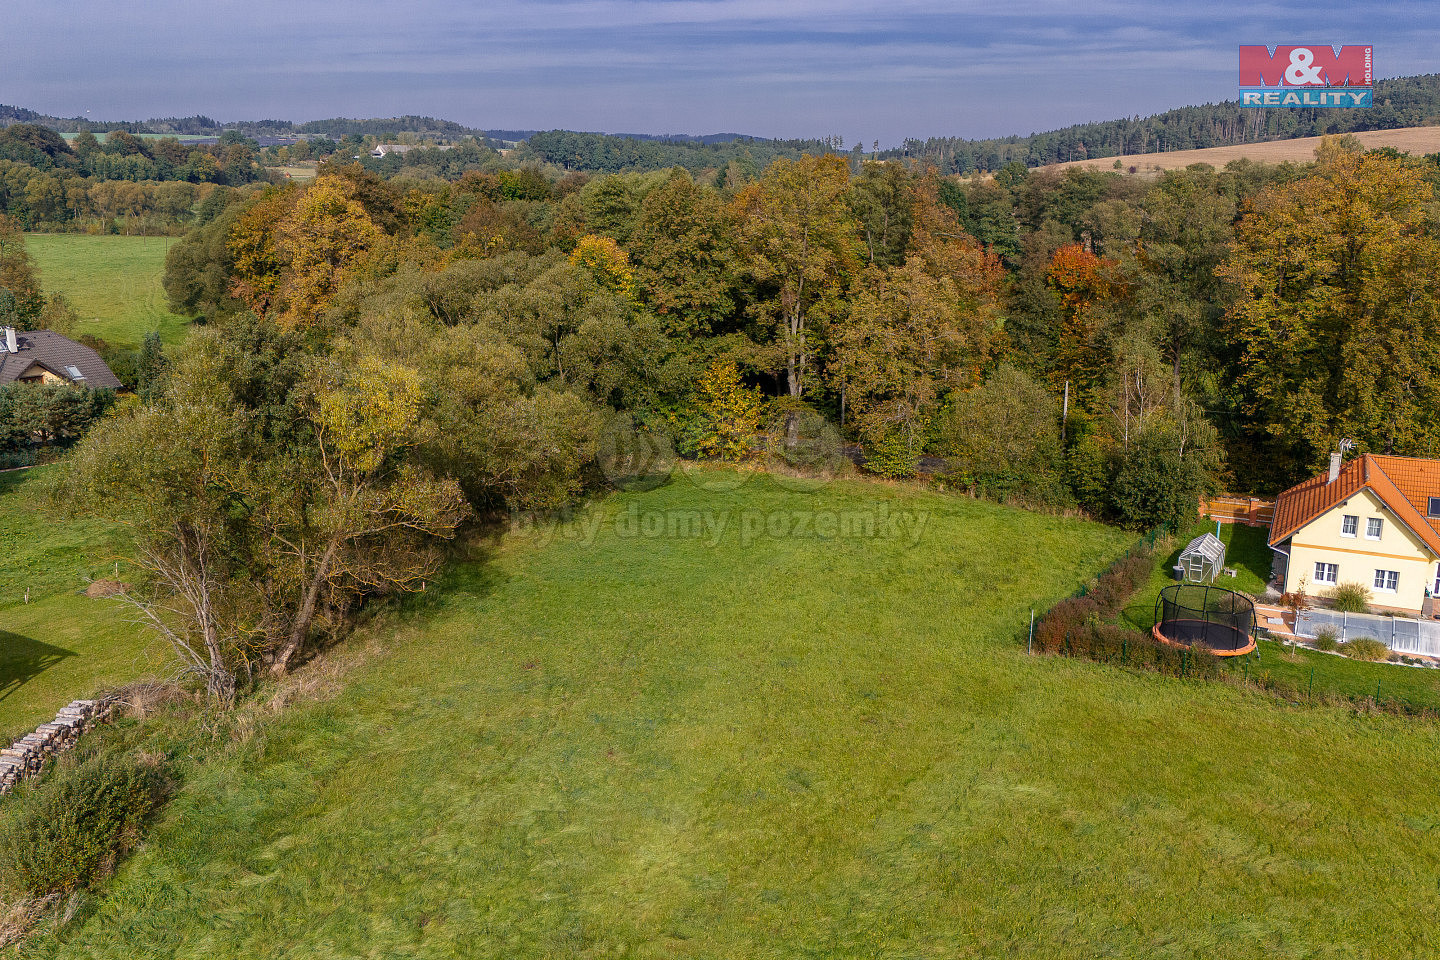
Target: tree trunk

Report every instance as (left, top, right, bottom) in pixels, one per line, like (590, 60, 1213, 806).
(271, 540, 338, 676)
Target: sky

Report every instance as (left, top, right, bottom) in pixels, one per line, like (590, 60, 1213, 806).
(4, 1, 1437, 145)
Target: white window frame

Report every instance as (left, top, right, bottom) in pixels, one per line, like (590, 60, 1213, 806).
(1374, 569, 1399, 593)
(1340, 514, 1358, 537)
(1314, 562, 1338, 585)
(1366, 517, 1384, 540)
(1429, 497, 1440, 519)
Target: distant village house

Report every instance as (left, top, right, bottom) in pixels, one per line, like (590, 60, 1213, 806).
(370, 143, 454, 158)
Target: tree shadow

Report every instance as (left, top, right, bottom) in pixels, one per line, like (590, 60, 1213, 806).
(0, 630, 77, 705)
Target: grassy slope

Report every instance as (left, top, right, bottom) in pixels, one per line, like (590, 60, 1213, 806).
(28, 475, 1440, 958)
(1123, 523, 1440, 710)
(0, 468, 163, 736)
(26, 234, 189, 350)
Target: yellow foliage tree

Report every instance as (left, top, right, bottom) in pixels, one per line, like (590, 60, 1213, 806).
(569, 233, 635, 299)
(694, 360, 762, 461)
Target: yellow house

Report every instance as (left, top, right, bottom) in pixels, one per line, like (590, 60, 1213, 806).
(1269, 454, 1440, 615)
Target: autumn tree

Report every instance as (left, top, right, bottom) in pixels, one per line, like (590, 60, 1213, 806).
(732, 154, 859, 397)
(693, 360, 762, 461)
(1221, 145, 1440, 480)
(832, 183, 1003, 465)
(225, 176, 384, 329)
(272, 176, 384, 328)
(627, 170, 741, 339)
(1046, 243, 1124, 409)
(226, 186, 298, 319)
(569, 234, 636, 298)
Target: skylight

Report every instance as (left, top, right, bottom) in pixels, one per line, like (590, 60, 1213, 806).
(65, 365, 85, 380)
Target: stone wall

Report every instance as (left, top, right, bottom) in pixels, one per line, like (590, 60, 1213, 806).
(0, 699, 115, 794)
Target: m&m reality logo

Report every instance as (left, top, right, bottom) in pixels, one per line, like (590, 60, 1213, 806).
(1239, 45, 1373, 107)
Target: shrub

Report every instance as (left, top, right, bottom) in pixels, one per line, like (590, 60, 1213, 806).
(1328, 581, 1372, 614)
(1341, 636, 1388, 661)
(862, 427, 925, 479)
(0, 753, 166, 898)
(1034, 542, 1159, 655)
(1311, 626, 1339, 652)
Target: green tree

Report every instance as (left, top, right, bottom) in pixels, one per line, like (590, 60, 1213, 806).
(627, 170, 741, 339)
(1221, 146, 1440, 480)
(0, 215, 44, 327)
(940, 365, 1066, 503)
(732, 154, 859, 397)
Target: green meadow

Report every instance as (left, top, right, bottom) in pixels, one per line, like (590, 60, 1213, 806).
(0, 467, 164, 738)
(26, 234, 189, 350)
(16, 473, 1440, 958)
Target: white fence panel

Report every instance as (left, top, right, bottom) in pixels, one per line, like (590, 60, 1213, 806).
(1293, 608, 1440, 657)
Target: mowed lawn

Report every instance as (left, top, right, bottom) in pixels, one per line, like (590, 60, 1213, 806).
(25, 474, 1440, 958)
(0, 468, 164, 737)
(26, 234, 189, 349)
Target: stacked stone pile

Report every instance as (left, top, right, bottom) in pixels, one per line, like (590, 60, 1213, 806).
(0, 699, 113, 794)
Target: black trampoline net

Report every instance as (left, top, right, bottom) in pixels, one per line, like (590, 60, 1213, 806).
(1154, 583, 1256, 653)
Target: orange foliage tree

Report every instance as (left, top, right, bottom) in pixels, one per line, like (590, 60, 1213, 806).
(1046, 243, 1123, 408)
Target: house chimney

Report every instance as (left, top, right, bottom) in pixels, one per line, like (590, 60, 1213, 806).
(1328, 451, 1342, 484)
(3, 327, 15, 355)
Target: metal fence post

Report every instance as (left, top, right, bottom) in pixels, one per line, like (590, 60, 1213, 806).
(1308, 666, 1314, 699)
(1028, 609, 1034, 655)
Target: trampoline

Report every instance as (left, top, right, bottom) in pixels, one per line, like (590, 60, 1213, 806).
(1153, 583, 1257, 657)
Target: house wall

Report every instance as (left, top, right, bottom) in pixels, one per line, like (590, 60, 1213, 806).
(1283, 488, 1438, 613)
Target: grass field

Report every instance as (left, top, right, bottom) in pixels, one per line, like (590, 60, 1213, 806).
(272, 163, 317, 181)
(0, 468, 165, 737)
(26, 234, 189, 350)
(17, 473, 1440, 958)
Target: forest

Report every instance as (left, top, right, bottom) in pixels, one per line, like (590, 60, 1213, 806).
(2, 123, 1438, 698)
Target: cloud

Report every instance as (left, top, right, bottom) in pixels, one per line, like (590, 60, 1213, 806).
(2, 0, 1436, 143)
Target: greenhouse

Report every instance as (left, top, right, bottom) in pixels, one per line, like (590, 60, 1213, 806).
(1174, 532, 1226, 584)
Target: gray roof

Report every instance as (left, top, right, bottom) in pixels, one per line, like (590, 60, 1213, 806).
(1179, 532, 1226, 565)
(0, 329, 124, 389)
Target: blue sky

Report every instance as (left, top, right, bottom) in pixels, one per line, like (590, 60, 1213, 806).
(4, 1, 1435, 144)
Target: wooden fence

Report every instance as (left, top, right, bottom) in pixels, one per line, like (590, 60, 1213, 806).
(1200, 496, 1274, 527)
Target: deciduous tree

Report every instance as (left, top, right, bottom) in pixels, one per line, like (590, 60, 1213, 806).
(732, 154, 859, 397)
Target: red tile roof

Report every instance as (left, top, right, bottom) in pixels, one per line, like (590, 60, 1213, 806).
(1269, 454, 1440, 556)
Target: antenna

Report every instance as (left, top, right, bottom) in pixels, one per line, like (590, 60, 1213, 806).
(1338, 438, 1356, 455)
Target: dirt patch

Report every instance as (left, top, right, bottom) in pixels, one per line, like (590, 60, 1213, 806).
(85, 580, 130, 598)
